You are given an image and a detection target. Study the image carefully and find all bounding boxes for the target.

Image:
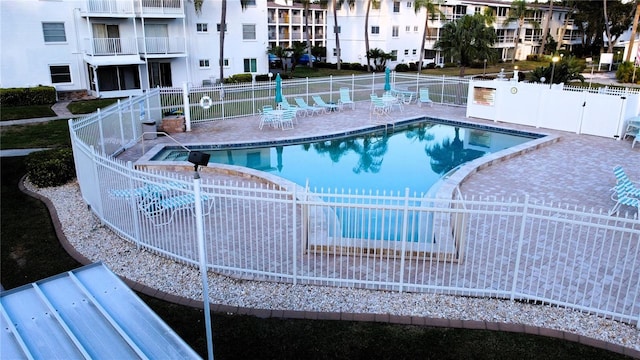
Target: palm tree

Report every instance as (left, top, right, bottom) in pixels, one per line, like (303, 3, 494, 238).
(294, 0, 315, 68)
(626, 2, 639, 62)
(426, 128, 485, 175)
(218, 1, 249, 83)
(434, 14, 497, 77)
(538, 0, 554, 55)
(503, 0, 536, 64)
(414, 0, 443, 72)
(603, 0, 613, 53)
(332, 0, 355, 70)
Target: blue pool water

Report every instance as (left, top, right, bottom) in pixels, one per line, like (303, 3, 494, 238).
(152, 118, 539, 194)
(151, 119, 540, 242)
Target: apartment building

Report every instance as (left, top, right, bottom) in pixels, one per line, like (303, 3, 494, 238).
(0, 0, 269, 98)
(326, 0, 581, 68)
(267, 1, 327, 50)
(0, 0, 580, 99)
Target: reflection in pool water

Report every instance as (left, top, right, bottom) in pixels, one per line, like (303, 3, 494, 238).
(152, 121, 537, 194)
(151, 120, 539, 242)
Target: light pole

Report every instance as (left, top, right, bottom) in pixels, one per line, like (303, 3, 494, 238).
(483, 59, 487, 77)
(513, 65, 519, 81)
(549, 56, 560, 89)
(268, 72, 273, 97)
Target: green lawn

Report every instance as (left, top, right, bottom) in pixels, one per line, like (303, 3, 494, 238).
(0, 119, 71, 149)
(1, 104, 56, 121)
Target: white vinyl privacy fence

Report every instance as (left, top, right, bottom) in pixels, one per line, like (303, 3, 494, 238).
(69, 75, 640, 327)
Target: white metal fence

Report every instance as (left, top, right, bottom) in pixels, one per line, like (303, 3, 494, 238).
(68, 75, 640, 327)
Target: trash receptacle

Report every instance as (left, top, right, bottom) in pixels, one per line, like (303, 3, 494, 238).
(142, 120, 157, 140)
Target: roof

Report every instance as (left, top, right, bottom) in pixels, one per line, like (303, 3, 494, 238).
(1, 262, 201, 360)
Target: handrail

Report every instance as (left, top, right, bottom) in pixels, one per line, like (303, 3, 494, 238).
(141, 132, 191, 155)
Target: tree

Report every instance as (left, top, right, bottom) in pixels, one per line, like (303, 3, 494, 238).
(434, 14, 497, 77)
(294, 0, 315, 68)
(538, 0, 554, 55)
(332, 0, 355, 70)
(414, 0, 443, 72)
(287, 41, 307, 72)
(503, 0, 537, 63)
(271, 45, 287, 71)
(217, 1, 249, 83)
(367, 48, 392, 71)
(528, 55, 585, 84)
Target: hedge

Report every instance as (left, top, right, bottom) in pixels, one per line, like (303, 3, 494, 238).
(0, 86, 56, 107)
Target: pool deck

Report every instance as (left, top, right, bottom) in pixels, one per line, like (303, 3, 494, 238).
(119, 101, 640, 215)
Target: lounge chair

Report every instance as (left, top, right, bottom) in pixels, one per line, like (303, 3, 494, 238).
(612, 165, 640, 198)
(138, 192, 213, 226)
(609, 182, 640, 216)
(279, 109, 296, 130)
(294, 97, 323, 116)
(418, 88, 433, 107)
(338, 87, 355, 110)
(258, 108, 279, 129)
(312, 95, 339, 113)
(109, 181, 187, 199)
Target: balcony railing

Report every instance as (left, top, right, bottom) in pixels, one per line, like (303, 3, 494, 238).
(84, 0, 183, 16)
(87, 37, 138, 56)
(139, 36, 185, 54)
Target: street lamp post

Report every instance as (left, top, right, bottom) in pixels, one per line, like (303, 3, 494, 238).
(268, 72, 273, 97)
(549, 56, 560, 89)
(483, 59, 487, 77)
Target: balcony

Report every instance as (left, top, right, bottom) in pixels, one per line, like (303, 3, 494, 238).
(83, 0, 183, 17)
(138, 36, 185, 54)
(86, 37, 138, 56)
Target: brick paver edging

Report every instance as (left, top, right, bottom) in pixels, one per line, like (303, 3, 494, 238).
(20, 179, 640, 359)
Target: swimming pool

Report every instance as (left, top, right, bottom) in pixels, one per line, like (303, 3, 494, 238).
(150, 118, 541, 195)
(149, 118, 542, 242)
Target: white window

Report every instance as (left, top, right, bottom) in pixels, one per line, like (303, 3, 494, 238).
(414, 26, 419, 32)
(393, 1, 400, 12)
(390, 50, 398, 61)
(217, 23, 227, 32)
(243, 24, 256, 40)
(392, 26, 399, 37)
(404, 49, 409, 55)
(244, 58, 257, 72)
(199, 59, 210, 68)
(405, 26, 411, 32)
(42, 22, 66, 43)
(333, 48, 338, 56)
(334, 25, 341, 34)
(475, 6, 481, 14)
(244, 0, 256, 5)
(498, 7, 507, 17)
(412, 49, 417, 55)
(196, 23, 208, 33)
(50, 65, 71, 83)
(371, 26, 380, 34)
(223, 59, 230, 68)
(407, 2, 412, 8)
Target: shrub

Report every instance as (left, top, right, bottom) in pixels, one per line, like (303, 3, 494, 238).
(26, 148, 76, 188)
(408, 62, 418, 71)
(395, 63, 410, 72)
(223, 73, 253, 83)
(0, 86, 56, 107)
(616, 61, 637, 83)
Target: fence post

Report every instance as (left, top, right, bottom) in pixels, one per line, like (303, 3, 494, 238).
(96, 109, 106, 155)
(441, 75, 445, 106)
(117, 99, 126, 148)
(292, 186, 298, 285)
(398, 188, 411, 293)
(510, 195, 529, 301)
(126, 161, 142, 250)
(329, 75, 334, 102)
(182, 82, 191, 132)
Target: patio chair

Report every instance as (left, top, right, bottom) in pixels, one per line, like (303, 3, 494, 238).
(418, 88, 433, 107)
(279, 97, 303, 121)
(108, 181, 187, 200)
(612, 165, 640, 198)
(258, 108, 280, 129)
(338, 87, 355, 110)
(312, 95, 339, 113)
(279, 109, 296, 130)
(294, 97, 323, 116)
